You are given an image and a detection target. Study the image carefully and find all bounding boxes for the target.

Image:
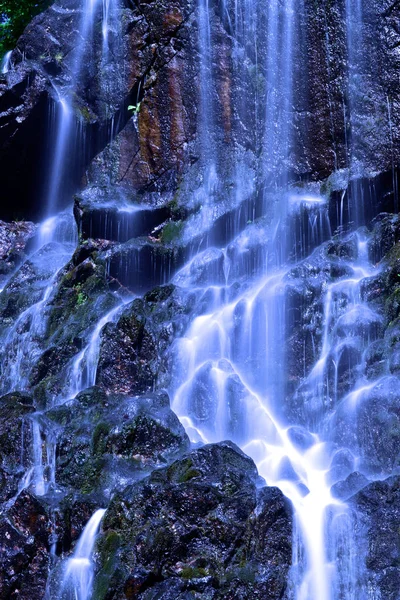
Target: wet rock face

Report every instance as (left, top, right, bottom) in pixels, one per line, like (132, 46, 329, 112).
(45, 387, 190, 496)
(0, 392, 34, 503)
(93, 441, 292, 600)
(0, 234, 120, 404)
(332, 375, 400, 475)
(350, 477, 400, 600)
(0, 0, 199, 220)
(0, 491, 51, 600)
(295, 0, 400, 180)
(96, 285, 195, 394)
(0, 489, 110, 600)
(0, 221, 37, 283)
(2, 0, 400, 221)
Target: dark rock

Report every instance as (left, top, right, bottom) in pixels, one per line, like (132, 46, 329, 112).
(104, 239, 185, 294)
(0, 392, 34, 503)
(0, 491, 51, 600)
(93, 441, 292, 600)
(332, 375, 400, 475)
(331, 471, 369, 500)
(350, 476, 400, 600)
(45, 387, 189, 496)
(0, 220, 37, 282)
(73, 191, 172, 243)
(327, 448, 357, 486)
(96, 285, 195, 394)
(28, 248, 120, 405)
(0, 487, 111, 599)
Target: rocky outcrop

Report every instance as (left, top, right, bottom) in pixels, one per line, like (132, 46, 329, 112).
(0, 489, 110, 600)
(45, 387, 190, 496)
(350, 476, 400, 600)
(0, 386, 293, 600)
(93, 441, 292, 600)
(0, 392, 34, 503)
(0, 0, 199, 219)
(0, 386, 191, 599)
(0, 220, 36, 283)
(2, 0, 400, 222)
(96, 285, 195, 394)
(0, 491, 52, 600)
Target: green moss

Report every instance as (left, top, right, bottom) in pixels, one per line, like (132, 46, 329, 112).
(46, 405, 74, 425)
(160, 220, 184, 244)
(80, 105, 92, 122)
(225, 565, 256, 584)
(179, 467, 201, 482)
(181, 566, 208, 579)
(92, 531, 122, 600)
(101, 531, 121, 570)
(76, 290, 87, 305)
(80, 456, 105, 493)
(248, 64, 265, 95)
(165, 458, 202, 483)
(92, 422, 110, 455)
(32, 376, 53, 410)
(386, 242, 400, 265)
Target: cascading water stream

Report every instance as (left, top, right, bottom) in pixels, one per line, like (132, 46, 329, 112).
(170, 214, 381, 599)
(58, 509, 106, 600)
(46, 0, 121, 215)
(0, 0, 123, 537)
(46, 0, 100, 215)
(67, 301, 126, 398)
(1, 50, 12, 74)
(0, 212, 77, 396)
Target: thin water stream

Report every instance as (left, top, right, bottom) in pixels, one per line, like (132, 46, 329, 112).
(58, 509, 106, 600)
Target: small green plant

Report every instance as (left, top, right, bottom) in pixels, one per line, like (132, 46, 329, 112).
(74, 283, 87, 306)
(128, 101, 141, 114)
(76, 291, 87, 306)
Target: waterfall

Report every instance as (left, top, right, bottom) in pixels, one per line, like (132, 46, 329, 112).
(45, 0, 99, 215)
(45, 0, 122, 215)
(0, 0, 397, 598)
(1, 50, 12, 74)
(67, 302, 125, 398)
(168, 2, 382, 599)
(59, 509, 106, 600)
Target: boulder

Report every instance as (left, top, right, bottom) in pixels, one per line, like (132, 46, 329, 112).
(0, 220, 37, 283)
(45, 387, 190, 496)
(0, 491, 51, 600)
(350, 476, 400, 600)
(96, 285, 195, 394)
(93, 441, 292, 600)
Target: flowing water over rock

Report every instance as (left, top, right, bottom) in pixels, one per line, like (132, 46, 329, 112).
(58, 509, 106, 600)
(0, 0, 399, 599)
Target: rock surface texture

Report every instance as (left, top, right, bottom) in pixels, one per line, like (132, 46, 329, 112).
(93, 442, 292, 600)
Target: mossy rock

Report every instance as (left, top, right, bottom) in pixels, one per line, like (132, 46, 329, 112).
(94, 443, 292, 599)
(160, 220, 184, 244)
